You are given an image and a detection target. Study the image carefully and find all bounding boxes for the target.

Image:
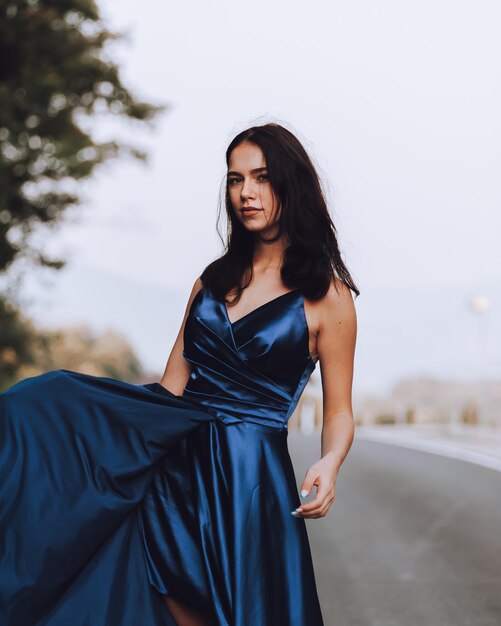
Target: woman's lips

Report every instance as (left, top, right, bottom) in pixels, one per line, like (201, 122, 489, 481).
(240, 208, 261, 217)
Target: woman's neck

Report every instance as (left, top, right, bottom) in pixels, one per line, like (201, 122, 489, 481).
(252, 235, 289, 275)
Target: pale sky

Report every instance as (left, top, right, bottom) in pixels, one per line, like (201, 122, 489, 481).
(17, 0, 501, 395)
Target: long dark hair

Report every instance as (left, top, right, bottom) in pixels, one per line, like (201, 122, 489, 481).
(200, 122, 360, 304)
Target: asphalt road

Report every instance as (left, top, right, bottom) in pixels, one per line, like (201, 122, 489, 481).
(288, 432, 501, 626)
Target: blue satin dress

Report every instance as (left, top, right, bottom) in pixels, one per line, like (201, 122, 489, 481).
(0, 285, 324, 626)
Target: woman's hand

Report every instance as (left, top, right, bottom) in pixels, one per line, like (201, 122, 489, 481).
(291, 454, 338, 519)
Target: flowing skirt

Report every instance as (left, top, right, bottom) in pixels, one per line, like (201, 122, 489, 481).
(0, 369, 323, 625)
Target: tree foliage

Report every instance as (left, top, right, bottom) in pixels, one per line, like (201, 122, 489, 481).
(0, 0, 165, 274)
(0, 0, 165, 385)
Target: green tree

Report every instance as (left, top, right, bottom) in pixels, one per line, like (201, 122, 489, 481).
(0, 0, 165, 386)
(0, 0, 165, 275)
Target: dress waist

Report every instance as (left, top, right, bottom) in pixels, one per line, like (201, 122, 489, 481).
(181, 387, 289, 431)
(143, 382, 288, 431)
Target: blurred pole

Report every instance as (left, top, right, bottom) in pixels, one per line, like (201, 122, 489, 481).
(466, 295, 490, 425)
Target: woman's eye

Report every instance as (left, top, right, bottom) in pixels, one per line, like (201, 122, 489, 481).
(227, 175, 268, 185)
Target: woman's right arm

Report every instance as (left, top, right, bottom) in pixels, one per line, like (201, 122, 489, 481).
(159, 276, 203, 395)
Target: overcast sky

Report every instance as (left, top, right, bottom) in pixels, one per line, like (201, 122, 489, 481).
(18, 0, 501, 396)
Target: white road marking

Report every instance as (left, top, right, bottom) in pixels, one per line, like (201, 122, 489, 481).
(356, 428, 501, 473)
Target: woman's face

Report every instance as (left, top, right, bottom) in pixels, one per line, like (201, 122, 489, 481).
(227, 141, 281, 235)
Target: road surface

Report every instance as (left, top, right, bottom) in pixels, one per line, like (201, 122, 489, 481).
(288, 432, 501, 626)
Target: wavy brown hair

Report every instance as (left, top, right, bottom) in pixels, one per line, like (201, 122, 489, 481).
(200, 122, 360, 304)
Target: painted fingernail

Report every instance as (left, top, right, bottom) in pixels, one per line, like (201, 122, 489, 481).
(300, 489, 308, 497)
(291, 510, 300, 516)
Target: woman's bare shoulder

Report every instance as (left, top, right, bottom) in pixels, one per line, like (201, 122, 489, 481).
(188, 276, 204, 300)
(315, 277, 357, 327)
(193, 275, 204, 294)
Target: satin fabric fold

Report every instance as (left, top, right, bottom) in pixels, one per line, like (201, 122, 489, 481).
(0, 370, 215, 625)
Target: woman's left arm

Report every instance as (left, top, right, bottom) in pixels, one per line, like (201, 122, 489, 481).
(295, 278, 357, 519)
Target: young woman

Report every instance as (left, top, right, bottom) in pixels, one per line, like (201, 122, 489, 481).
(0, 123, 358, 626)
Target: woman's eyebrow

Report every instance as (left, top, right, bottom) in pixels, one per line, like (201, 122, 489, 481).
(227, 167, 268, 176)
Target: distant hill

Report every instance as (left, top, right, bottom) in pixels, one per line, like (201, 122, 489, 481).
(1, 315, 153, 391)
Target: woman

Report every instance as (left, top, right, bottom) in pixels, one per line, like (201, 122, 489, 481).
(0, 123, 358, 626)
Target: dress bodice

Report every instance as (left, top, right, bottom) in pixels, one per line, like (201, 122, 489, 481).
(182, 285, 316, 429)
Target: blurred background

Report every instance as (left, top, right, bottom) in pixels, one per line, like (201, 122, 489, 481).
(1, 1, 500, 624)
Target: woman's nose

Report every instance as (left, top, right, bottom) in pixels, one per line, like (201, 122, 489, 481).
(241, 178, 256, 199)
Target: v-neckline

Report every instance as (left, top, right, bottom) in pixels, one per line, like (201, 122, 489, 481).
(201, 285, 316, 366)
(222, 288, 301, 327)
